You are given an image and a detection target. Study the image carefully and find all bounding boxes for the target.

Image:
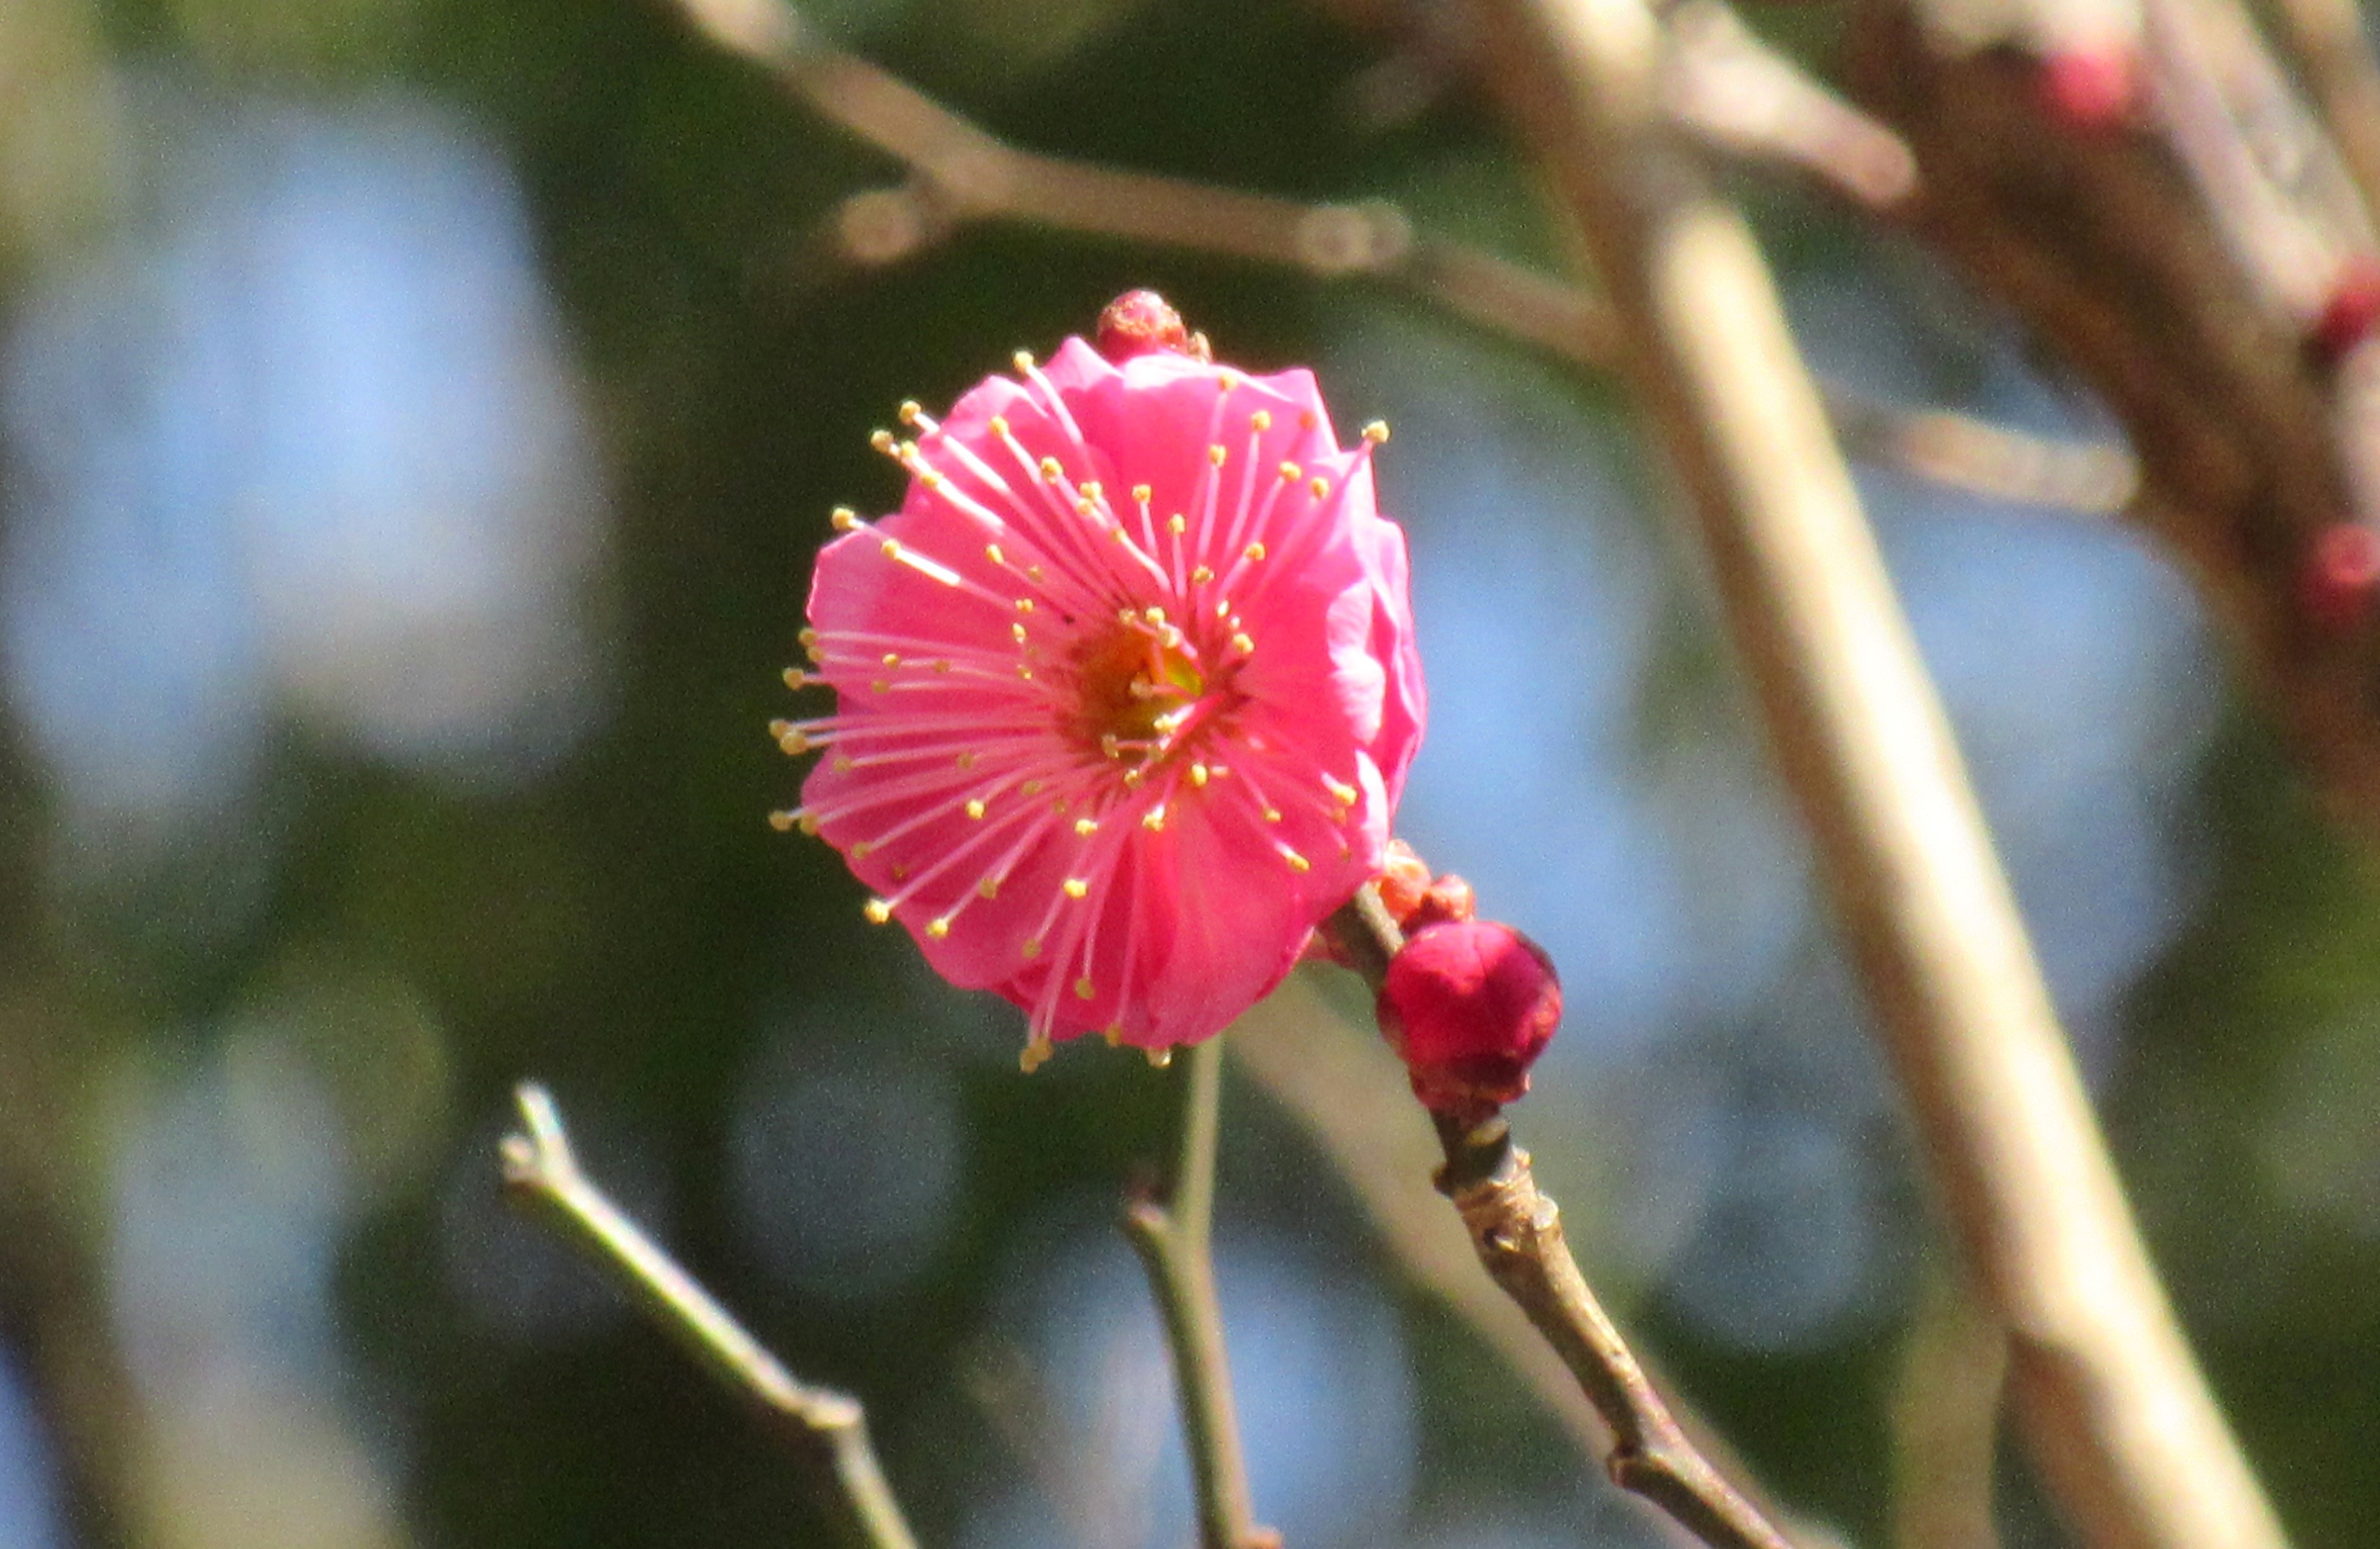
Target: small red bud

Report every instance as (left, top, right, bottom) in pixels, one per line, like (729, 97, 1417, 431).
(2308, 259, 2380, 369)
(2037, 49, 2138, 131)
(1407, 873, 1476, 932)
(1375, 840, 1433, 923)
(2301, 522, 2380, 631)
(1377, 920, 1561, 1123)
(1096, 290, 1209, 364)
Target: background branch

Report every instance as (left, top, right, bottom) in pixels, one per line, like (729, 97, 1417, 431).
(1468, 0, 2290, 1546)
(668, 0, 2130, 517)
(498, 1083, 919, 1549)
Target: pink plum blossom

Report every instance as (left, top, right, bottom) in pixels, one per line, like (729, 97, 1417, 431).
(774, 317, 1423, 1068)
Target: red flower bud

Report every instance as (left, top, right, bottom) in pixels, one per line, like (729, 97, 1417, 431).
(1095, 290, 1209, 364)
(1376, 840, 1477, 934)
(1407, 873, 1476, 932)
(2301, 522, 2380, 631)
(2037, 49, 2138, 132)
(1377, 920, 1561, 1121)
(2308, 259, 2380, 369)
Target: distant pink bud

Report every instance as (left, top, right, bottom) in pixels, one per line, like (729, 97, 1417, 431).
(1377, 921, 1561, 1121)
(2037, 49, 2138, 131)
(1096, 290, 1207, 364)
(2308, 259, 2380, 368)
(2301, 522, 2380, 631)
(781, 323, 1425, 1066)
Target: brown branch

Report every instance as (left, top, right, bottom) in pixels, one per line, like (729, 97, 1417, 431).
(1466, 2, 2291, 1549)
(667, 0, 2126, 516)
(1433, 1113, 1796, 1549)
(1304, 889, 1799, 1549)
(1847, 0, 2380, 837)
(499, 1084, 919, 1549)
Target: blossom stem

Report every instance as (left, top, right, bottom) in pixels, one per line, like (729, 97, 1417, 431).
(1121, 1039, 1276, 1549)
(497, 1084, 919, 1549)
(1323, 891, 1797, 1549)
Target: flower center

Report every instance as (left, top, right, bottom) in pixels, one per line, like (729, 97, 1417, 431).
(1066, 611, 1217, 765)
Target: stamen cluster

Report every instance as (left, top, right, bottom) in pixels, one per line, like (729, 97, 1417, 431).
(774, 318, 1424, 1067)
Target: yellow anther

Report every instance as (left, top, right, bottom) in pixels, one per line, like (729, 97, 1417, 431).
(1011, 622, 1029, 643)
(1073, 818, 1099, 837)
(1019, 1037, 1052, 1074)
(933, 659, 951, 673)
(798, 626, 820, 647)
(1013, 350, 1035, 373)
(1231, 633, 1255, 655)
(926, 916, 952, 939)
(869, 679, 890, 694)
(965, 799, 987, 820)
(1063, 878, 1090, 899)
(778, 731, 810, 755)
(1132, 484, 1153, 503)
(850, 840, 874, 859)
(1362, 420, 1390, 444)
(863, 899, 892, 924)
(1168, 514, 1187, 535)
(1191, 565, 1215, 584)
(882, 652, 902, 667)
(1328, 778, 1359, 804)
(1027, 565, 1044, 581)
(898, 399, 922, 423)
(1021, 780, 1045, 796)
(1189, 764, 1210, 787)
(1080, 481, 1102, 499)
(1310, 477, 1331, 499)
(1016, 598, 1035, 612)
(1103, 1027, 1122, 1048)
(1141, 806, 1167, 831)
(1146, 1047, 1174, 1069)
(880, 538, 901, 558)
(1074, 977, 1096, 1000)
(1039, 456, 1064, 481)
(1143, 606, 1166, 625)
(831, 507, 859, 530)
(1215, 371, 1239, 394)
(990, 414, 1011, 437)
(985, 543, 1006, 566)
(798, 813, 821, 835)
(1262, 806, 1283, 823)
(1208, 444, 1227, 468)
(977, 877, 1001, 899)
(781, 667, 807, 690)
(1283, 848, 1312, 873)
(1016, 665, 1034, 681)
(833, 756, 854, 773)
(1075, 497, 1096, 516)
(1250, 410, 1273, 431)
(956, 751, 978, 770)
(870, 428, 895, 453)
(1021, 936, 1043, 959)
(768, 810, 796, 832)
(1243, 542, 1266, 562)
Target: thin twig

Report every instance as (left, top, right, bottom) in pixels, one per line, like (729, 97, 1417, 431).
(1890, 1273, 2008, 1549)
(1319, 894, 1804, 1549)
(498, 1083, 920, 1549)
(1435, 1114, 1796, 1549)
(1469, 2, 2291, 1548)
(659, 0, 2130, 517)
(1118, 1039, 1275, 1549)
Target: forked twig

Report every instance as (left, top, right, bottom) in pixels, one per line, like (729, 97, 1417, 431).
(499, 1083, 919, 1549)
(660, 0, 2133, 517)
